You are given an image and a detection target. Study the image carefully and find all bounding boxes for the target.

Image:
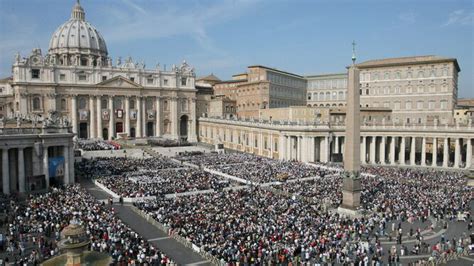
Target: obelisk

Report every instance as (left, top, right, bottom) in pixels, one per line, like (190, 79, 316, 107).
(339, 41, 362, 213)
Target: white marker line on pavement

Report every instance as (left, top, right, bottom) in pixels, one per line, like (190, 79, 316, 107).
(186, 260, 211, 265)
(459, 256, 474, 262)
(148, 236, 171, 241)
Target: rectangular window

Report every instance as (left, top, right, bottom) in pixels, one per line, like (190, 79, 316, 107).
(181, 77, 187, 86)
(59, 74, 66, 81)
(405, 101, 412, 110)
(102, 76, 107, 81)
(147, 78, 154, 84)
(130, 77, 135, 82)
(417, 101, 423, 110)
(164, 79, 168, 86)
(32, 69, 40, 79)
(78, 74, 87, 81)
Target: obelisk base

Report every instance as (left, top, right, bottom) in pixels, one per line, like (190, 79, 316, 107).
(338, 176, 362, 218)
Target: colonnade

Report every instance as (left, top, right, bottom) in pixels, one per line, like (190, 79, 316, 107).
(278, 134, 472, 169)
(1, 144, 74, 195)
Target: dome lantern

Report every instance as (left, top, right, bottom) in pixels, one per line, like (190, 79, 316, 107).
(71, 0, 85, 21)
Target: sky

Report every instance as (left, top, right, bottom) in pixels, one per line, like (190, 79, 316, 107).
(0, 0, 472, 97)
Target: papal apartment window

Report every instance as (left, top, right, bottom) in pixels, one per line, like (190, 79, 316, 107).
(32, 69, 40, 79)
(181, 77, 187, 86)
(60, 74, 66, 81)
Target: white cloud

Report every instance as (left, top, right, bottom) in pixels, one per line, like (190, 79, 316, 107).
(101, 0, 260, 55)
(398, 11, 416, 24)
(443, 9, 473, 26)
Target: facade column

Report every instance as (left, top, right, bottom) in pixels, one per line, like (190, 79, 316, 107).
(189, 98, 197, 142)
(432, 137, 437, 167)
(71, 95, 78, 134)
(155, 96, 161, 137)
(369, 136, 376, 164)
(171, 97, 179, 139)
(380, 136, 386, 165)
(142, 97, 147, 137)
(63, 145, 70, 185)
(125, 96, 130, 136)
(18, 148, 25, 193)
(108, 96, 114, 140)
(258, 132, 263, 156)
(335, 136, 339, 153)
(43, 147, 49, 189)
(466, 138, 472, 169)
(270, 134, 274, 158)
(136, 97, 142, 138)
(454, 138, 460, 168)
(443, 138, 449, 168)
(390, 137, 396, 165)
(400, 137, 406, 165)
(89, 96, 96, 138)
(2, 149, 9, 195)
(421, 137, 426, 166)
(360, 136, 366, 164)
(410, 137, 416, 165)
(96, 96, 102, 139)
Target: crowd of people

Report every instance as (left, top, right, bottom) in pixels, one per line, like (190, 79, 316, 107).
(98, 169, 232, 197)
(76, 157, 232, 197)
(0, 185, 173, 265)
(77, 139, 120, 151)
(135, 184, 471, 264)
(175, 153, 327, 183)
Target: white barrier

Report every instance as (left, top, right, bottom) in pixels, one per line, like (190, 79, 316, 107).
(203, 167, 254, 185)
(93, 180, 157, 203)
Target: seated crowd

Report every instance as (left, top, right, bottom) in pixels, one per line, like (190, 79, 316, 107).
(0, 185, 172, 265)
(77, 139, 119, 151)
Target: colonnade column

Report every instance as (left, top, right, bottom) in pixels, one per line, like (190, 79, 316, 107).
(18, 148, 25, 193)
(63, 145, 70, 185)
(68, 143, 75, 184)
(335, 136, 339, 153)
(136, 97, 142, 138)
(2, 149, 9, 195)
(324, 136, 330, 163)
(421, 137, 426, 166)
(369, 136, 376, 164)
(432, 138, 437, 167)
(360, 136, 366, 164)
(71, 95, 78, 134)
(43, 147, 49, 189)
(443, 138, 449, 168)
(389, 137, 396, 165)
(278, 135, 286, 160)
(380, 136, 386, 165)
(155, 96, 161, 137)
(410, 137, 416, 165)
(286, 136, 292, 160)
(89, 96, 96, 138)
(400, 137, 406, 165)
(466, 138, 472, 169)
(108, 96, 114, 140)
(189, 98, 197, 142)
(454, 138, 461, 168)
(96, 96, 102, 139)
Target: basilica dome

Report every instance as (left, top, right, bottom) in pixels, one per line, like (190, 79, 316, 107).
(48, 1, 108, 65)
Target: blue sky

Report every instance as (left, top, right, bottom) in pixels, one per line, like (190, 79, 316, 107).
(0, 0, 472, 97)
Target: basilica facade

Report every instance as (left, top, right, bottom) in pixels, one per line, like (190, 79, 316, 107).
(9, 1, 197, 141)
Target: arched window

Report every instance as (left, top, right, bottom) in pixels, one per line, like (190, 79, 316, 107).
(33, 97, 41, 110)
